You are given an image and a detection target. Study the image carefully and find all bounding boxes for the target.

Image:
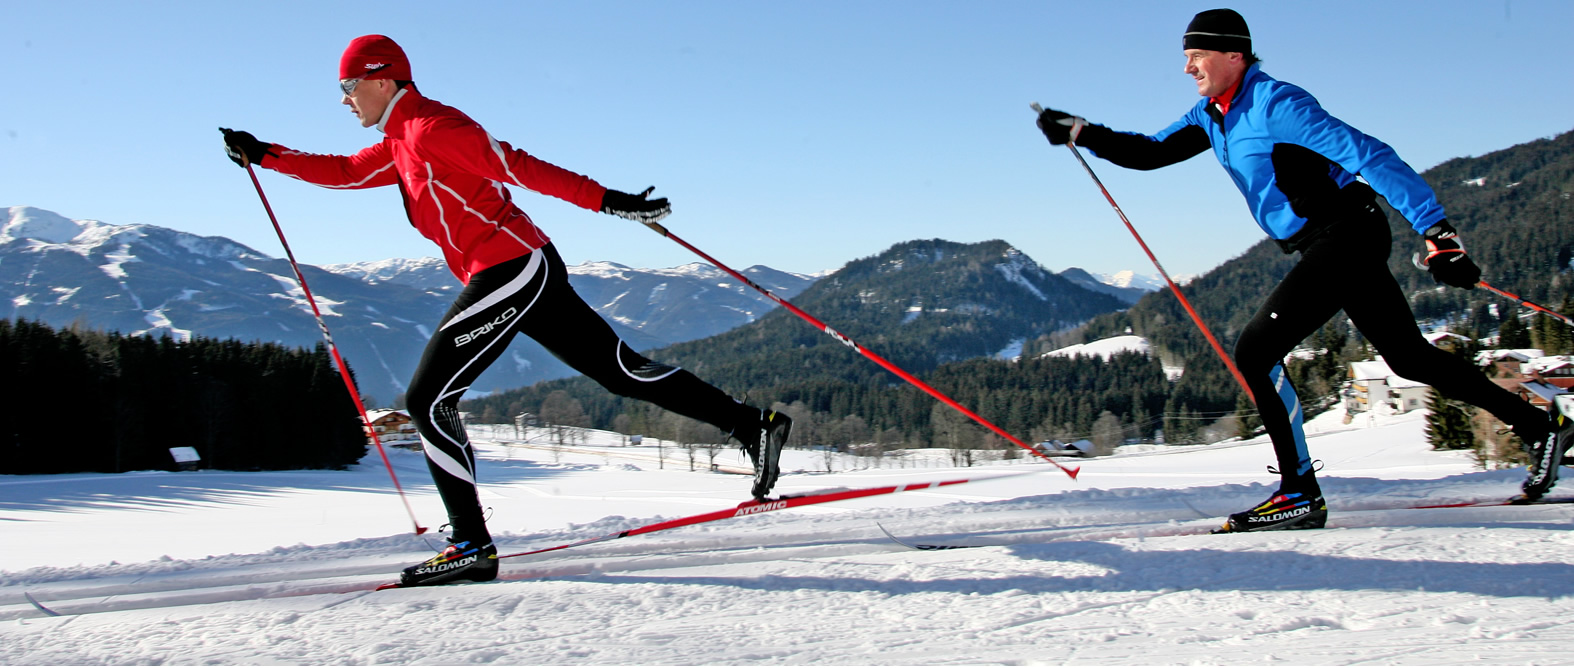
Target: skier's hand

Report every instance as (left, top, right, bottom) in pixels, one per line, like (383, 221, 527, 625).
(600, 187, 671, 224)
(1035, 107, 1086, 145)
(1415, 220, 1481, 289)
(219, 127, 275, 168)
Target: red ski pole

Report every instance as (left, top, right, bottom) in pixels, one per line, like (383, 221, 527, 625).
(635, 219, 1080, 480)
(1478, 280, 1574, 327)
(240, 160, 428, 535)
(1032, 103, 1256, 404)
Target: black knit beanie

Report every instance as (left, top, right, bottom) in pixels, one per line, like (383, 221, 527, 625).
(1183, 9, 1251, 53)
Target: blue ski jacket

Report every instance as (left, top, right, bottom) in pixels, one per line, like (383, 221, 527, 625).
(1077, 64, 1446, 244)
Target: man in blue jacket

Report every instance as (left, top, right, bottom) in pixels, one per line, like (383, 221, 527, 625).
(1035, 8, 1567, 532)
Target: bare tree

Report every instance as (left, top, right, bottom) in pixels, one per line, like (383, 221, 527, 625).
(932, 403, 982, 466)
(539, 390, 590, 446)
(1090, 410, 1123, 457)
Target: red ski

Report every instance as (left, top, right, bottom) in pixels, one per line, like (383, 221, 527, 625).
(375, 471, 1034, 590)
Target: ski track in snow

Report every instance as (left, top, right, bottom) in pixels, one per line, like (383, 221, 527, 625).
(2, 412, 1572, 664)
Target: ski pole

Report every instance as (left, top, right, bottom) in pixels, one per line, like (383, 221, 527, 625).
(634, 219, 1081, 480)
(1478, 280, 1574, 327)
(1031, 103, 1256, 405)
(240, 160, 429, 535)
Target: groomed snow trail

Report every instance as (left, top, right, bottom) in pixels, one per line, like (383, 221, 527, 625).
(2, 411, 1572, 664)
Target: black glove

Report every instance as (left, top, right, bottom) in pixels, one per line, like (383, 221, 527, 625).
(1035, 107, 1086, 145)
(219, 127, 275, 167)
(1415, 220, 1481, 289)
(600, 187, 671, 224)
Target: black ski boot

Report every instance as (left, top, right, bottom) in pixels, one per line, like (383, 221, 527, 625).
(399, 536, 499, 587)
(1214, 471, 1327, 534)
(744, 410, 792, 500)
(1511, 395, 1572, 503)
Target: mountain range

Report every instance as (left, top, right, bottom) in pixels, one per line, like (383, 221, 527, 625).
(317, 255, 822, 346)
(0, 206, 820, 404)
(1057, 267, 1164, 305)
(8, 206, 1153, 409)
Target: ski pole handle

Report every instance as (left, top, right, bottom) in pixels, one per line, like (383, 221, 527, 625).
(1029, 102, 1086, 144)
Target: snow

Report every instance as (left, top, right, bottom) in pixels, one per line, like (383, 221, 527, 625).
(1043, 334, 1151, 361)
(992, 251, 1048, 301)
(1, 206, 85, 244)
(1092, 269, 1173, 292)
(995, 337, 1026, 361)
(2, 410, 1572, 664)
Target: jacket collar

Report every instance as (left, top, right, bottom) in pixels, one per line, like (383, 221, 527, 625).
(376, 87, 413, 135)
(1206, 63, 1263, 124)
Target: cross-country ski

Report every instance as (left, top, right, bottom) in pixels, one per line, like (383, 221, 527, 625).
(373, 471, 1034, 590)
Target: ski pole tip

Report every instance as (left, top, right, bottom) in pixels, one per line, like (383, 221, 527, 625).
(414, 526, 429, 535)
(1066, 465, 1081, 480)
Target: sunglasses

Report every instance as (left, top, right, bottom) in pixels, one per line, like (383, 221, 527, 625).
(340, 64, 392, 96)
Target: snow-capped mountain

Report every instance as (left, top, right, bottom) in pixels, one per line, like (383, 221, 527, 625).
(1097, 269, 1171, 292)
(1056, 267, 1165, 305)
(320, 257, 456, 293)
(2, 207, 815, 405)
(322, 258, 818, 345)
(564, 261, 816, 345)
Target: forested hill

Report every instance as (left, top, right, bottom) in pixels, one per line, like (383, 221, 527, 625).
(465, 240, 1128, 431)
(656, 238, 1126, 388)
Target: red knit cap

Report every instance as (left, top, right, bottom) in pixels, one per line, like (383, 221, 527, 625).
(339, 35, 411, 81)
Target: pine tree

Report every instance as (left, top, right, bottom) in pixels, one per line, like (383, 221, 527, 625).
(1423, 387, 1476, 451)
(1235, 392, 1263, 441)
(1498, 311, 1533, 349)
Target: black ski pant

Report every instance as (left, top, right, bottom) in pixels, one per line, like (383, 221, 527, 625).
(1234, 203, 1545, 484)
(404, 244, 760, 540)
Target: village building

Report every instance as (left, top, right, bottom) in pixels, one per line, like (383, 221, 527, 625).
(366, 409, 418, 444)
(1345, 359, 1430, 414)
(1346, 347, 1572, 415)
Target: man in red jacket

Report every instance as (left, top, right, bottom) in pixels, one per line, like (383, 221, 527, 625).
(222, 35, 791, 587)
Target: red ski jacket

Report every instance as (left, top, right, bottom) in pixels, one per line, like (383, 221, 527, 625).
(262, 88, 607, 283)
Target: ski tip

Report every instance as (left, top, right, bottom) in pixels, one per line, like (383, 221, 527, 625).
(23, 591, 62, 617)
(1030, 102, 1044, 113)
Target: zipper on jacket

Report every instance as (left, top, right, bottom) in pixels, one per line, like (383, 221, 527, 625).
(1206, 103, 1248, 195)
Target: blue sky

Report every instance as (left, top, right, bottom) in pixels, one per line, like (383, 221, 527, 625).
(5, 1, 1571, 278)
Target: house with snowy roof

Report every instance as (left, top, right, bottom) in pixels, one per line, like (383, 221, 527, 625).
(1345, 359, 1429, 414)
(366, 409, 418, 444)
(1422, 331, 1474, 354)
(1524, 356, 1574, 391)
(1475, 348, 1547, 376)
(1506, 355, 1574, 409)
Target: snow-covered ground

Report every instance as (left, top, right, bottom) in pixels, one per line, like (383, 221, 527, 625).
(3, 409, 1572, 665)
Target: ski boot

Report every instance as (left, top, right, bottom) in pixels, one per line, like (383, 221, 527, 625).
(744, 410, 792, 500)
(1511, 394, 1573, 504)
(1213, 470, 1327, 533)
(399, 536, 499, 587)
